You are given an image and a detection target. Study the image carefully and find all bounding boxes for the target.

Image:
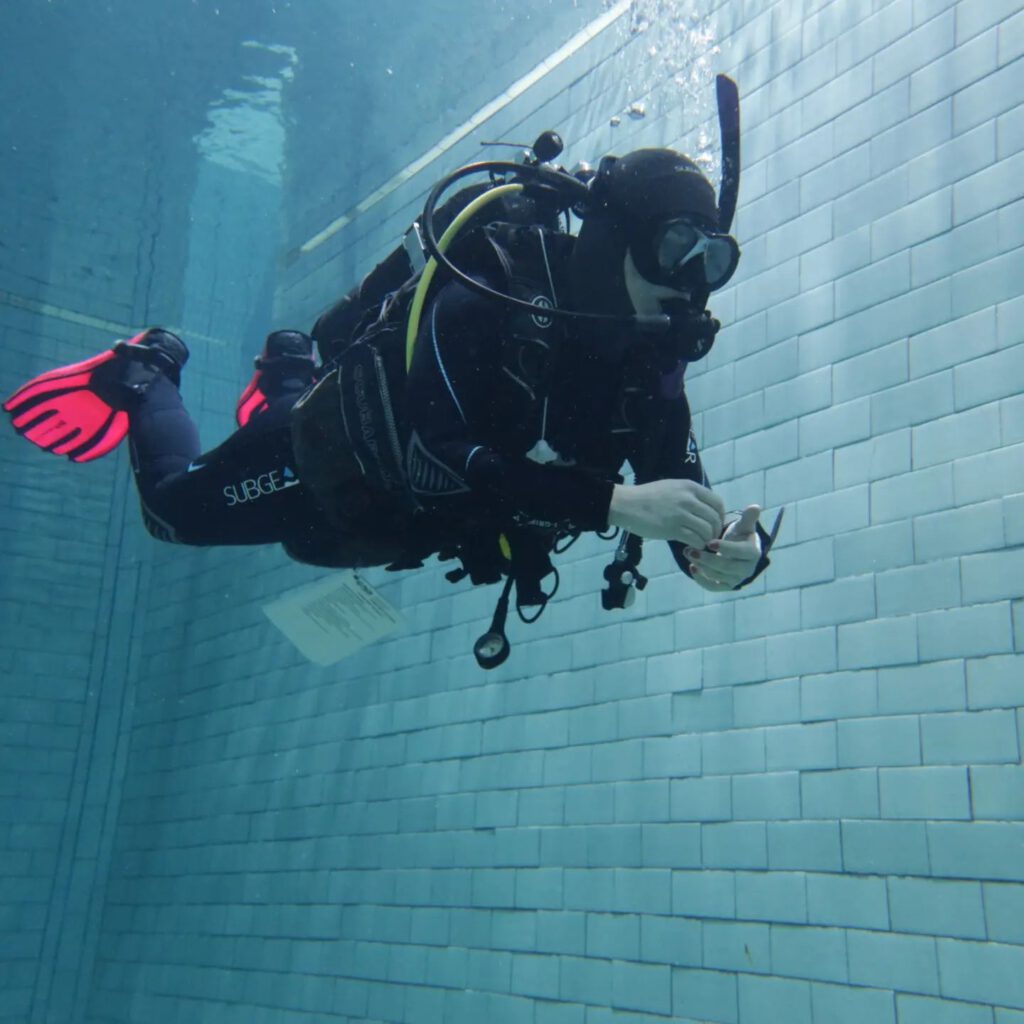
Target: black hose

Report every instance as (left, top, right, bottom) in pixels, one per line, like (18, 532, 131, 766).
(419, 160, 671, 332)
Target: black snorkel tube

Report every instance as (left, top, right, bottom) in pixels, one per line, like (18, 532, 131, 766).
(716, 74, 741, 234)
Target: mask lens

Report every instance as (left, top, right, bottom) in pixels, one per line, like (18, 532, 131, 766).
(703, 237, 736, 288)
(655, 219, 738, 291)
(656, 222, 702, 274)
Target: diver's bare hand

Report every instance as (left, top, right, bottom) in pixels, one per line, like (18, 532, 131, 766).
(684, 504, 763, 591)
(608, 479, 725, 547)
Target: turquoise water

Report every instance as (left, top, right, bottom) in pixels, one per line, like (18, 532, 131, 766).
(1, 1, 1022, 1021)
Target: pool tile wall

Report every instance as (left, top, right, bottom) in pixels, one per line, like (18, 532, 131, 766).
(0, 4, 284, 1022)
(4, 1, 1018, 1022)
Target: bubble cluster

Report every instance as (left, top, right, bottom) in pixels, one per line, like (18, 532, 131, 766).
(611, 0, 723, 186)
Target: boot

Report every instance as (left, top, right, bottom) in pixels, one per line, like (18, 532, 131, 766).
(236, 330, 317, 426)
(94, 327, 190, 407)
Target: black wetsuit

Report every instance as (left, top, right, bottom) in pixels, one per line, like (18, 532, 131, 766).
(128, 275, 707, 582)
(402, 276, 708, 576)
(128, 373, 325, 550)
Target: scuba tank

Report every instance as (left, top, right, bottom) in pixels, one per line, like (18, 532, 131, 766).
(310, 144, 568, 367)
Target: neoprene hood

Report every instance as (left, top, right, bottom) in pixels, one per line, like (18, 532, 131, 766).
(590, 148, 721, 229)
(570, 147, 723, 321)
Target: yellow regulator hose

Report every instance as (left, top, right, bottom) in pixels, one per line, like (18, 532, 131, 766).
(405, 182, 524, 371)
(404, 182, 525, 569)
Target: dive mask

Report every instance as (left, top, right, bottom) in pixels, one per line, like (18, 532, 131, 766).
(652, 218, 740, 292)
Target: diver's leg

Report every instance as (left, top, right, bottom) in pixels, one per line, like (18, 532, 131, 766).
(127, 371, 201, 486)
(130, 378, 322, 547)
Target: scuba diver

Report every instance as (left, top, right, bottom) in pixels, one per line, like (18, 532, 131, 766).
(4, 76, 780, 668)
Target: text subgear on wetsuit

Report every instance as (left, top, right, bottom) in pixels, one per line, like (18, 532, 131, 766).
(223, 467, 300, 507)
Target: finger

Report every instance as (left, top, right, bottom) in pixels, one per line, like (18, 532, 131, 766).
(727, 505, 761, 539)
(686, 556, 718, 585)
(694, 561, 741, 586)
(737, 505, 761, 534)
(674, 510, 718, 547)
(688, 551, 734, 581)
(693, 550, 752, 585)
(691, 482, 727, 521)
(709, 537, 760, 561)
(687, 543, 753, 566)
(691, 566, 734, 591)
(677, 498, 722, 543)
(704, 559, 756, 587)
(698, 573, 741, 591)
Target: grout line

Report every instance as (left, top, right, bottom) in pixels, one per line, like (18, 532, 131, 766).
(297, 0, 632, 256)
(0, 289, 230, 348)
